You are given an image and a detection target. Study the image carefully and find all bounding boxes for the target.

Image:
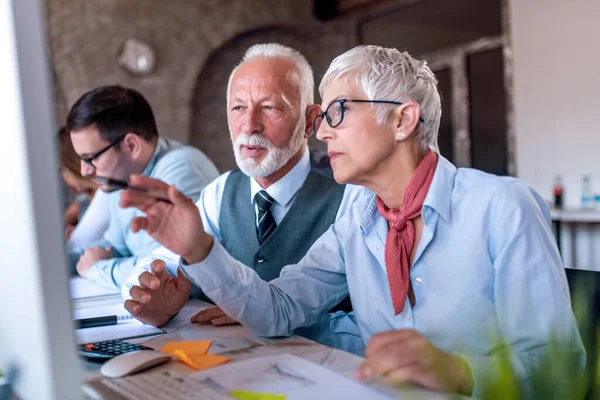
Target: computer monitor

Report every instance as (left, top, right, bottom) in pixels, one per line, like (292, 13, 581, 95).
(0, 1, 83, 399)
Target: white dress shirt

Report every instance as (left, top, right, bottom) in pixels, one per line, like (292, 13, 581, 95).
(250, 148, 311, 227)
(196, 147, 366, 244)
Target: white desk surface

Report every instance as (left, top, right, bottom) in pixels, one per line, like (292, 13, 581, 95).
(78, 297, 453, 399)
(81, 321, 362, 379)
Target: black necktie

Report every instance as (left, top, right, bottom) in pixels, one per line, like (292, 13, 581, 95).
(255, 190, 276, 245)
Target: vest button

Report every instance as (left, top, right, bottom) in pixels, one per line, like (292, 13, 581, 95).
(257, 255, 266, 263)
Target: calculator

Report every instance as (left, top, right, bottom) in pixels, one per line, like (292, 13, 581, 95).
(78, 339, 153, 363)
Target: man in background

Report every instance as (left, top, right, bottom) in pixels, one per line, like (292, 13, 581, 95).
(68, 85, 219, 289)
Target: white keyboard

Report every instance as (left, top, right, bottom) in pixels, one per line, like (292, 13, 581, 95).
(83, 370, 232, 400)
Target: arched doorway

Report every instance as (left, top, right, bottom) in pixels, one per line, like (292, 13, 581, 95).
(189, 28, 328, 173)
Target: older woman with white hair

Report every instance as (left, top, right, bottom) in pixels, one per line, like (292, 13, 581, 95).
(122, 45, 584, 396)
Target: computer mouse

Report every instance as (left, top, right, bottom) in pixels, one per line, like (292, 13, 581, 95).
(100, 350, 173, 378)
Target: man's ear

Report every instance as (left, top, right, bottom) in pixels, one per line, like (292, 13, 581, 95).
(122, 132, 142, 158)
(391, 101, 422, 142)
(304, 104, 322, 138)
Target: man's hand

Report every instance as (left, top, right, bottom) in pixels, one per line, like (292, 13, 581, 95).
(357, 330, 473, 396)
(190, 306, 239, 326)
(120, 175, 214, 264)
(76, 246, 112, 277)
(124, 260, 192, 327)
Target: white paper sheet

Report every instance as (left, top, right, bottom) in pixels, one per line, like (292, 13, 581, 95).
(206, 333, 260, 355)
(73, 302, 164, 344)
(161, 299, 213, 333)
(72, 302, 128, 319)
(75, 321, 164, 344)
(191, 353, 395, 400)
(69, 277, 120, 299)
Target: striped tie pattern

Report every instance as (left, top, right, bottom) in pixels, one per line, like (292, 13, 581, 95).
(255, 190, 276, 244)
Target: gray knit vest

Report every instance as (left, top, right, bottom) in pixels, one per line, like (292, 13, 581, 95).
(219, 150, 345, 283)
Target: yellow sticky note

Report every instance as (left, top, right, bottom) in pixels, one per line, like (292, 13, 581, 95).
(161, 340, 212, 356)
(230, 391, 286, 400)
(172, 349, 230, 371)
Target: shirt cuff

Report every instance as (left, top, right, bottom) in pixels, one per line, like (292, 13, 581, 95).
(179, 240, 237, 294)
(85, 262, 116, 290)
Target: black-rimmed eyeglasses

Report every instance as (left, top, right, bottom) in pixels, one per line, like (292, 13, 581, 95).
(78, 135, 126, 169)
(312, 99, 425, 134)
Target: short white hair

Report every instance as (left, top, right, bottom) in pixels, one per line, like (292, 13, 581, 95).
(226, 43, 314, 113)
(319, 45, 441, 153)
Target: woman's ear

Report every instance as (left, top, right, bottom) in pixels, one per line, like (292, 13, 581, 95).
(392, 101, 422, 142)
(305, 104, 322, 138)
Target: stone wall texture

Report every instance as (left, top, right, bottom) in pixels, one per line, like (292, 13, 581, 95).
(46, 0, 506, 173)
(46, 0, 359, 172)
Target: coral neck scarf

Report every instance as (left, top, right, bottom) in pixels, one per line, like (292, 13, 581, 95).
(375, 151, 438, 314)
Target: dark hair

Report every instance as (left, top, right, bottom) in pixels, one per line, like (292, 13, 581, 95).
(57, 126, 94, 185)
(65, 85, 158, 143)
(57, 126, 81, 175)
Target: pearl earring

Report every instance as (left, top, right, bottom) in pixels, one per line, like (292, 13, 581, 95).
(396, 132, 406, 138)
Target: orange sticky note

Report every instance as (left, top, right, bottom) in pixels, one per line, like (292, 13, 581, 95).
(172, 349, 230, 371)
(161, 340, 212, 356)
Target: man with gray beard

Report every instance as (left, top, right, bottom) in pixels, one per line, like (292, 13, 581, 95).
(122, 43, 368, 355)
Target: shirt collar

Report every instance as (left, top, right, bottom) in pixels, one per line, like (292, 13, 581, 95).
(250, 146, 311, 207)
(422, 154, 455, 222)
(140, 138, 167, 176)
(360, 153, 456, 233)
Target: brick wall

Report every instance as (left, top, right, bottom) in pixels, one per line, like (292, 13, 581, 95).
(46, 0, 358, 172)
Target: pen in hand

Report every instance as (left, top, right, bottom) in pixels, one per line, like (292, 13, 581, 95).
(75, 314, 135, 330)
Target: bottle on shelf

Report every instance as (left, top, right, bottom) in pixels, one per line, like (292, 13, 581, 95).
(581, 174, 593, 209)
(553, 175, 564, 209)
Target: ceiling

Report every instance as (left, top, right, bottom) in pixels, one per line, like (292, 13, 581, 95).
(358, 0, 502, 54)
